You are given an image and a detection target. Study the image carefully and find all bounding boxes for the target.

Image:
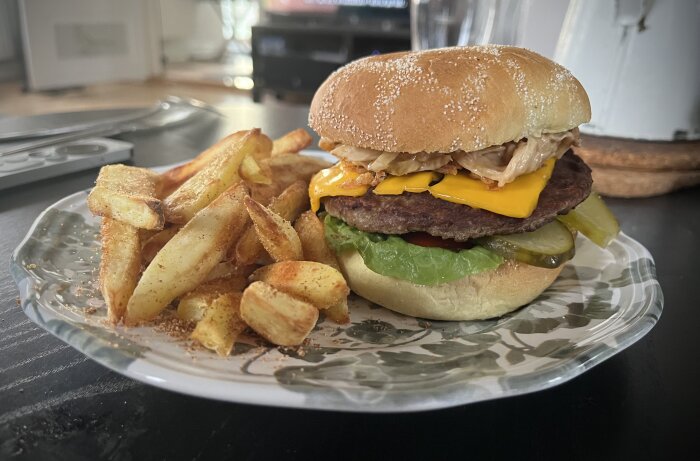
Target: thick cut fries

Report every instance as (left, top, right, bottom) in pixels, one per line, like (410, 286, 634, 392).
(177, 275, 248, 322)
(245, 182, 278, 208)
(234, 181, 309, 264)
(244, 197, 303, 262)
(268, 154, 332, 187)
(159, 131, 247, 197)
(92, 126, 344, 352)
(139, 228, 159, 242)
(191, 291, 246, 356)
(272, 128, 313, 155)
(125, 183, 249, 325)
(239, 154, 272, 185)
(240, 282, 318, 346)
(99, 218, 141, 324)
(244, 154, 332, 207)
(141, 226, 181, 264)
(177, 292, 214, 323)
(325, 298, 351, 324)
(250, 261, 349, 310)
(294, 211, 341, 271)
(163, 129, 271, 224)
(293, 212, 350, 323)
(204, 261, 258, 283)
(88, 165, 164, 230)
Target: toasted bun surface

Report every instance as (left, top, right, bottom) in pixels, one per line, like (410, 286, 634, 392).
(309, 45, 590, 154)
(338, 249, 563, 321)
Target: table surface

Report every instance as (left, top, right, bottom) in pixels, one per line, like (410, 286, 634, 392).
(0, 103, 697, 461)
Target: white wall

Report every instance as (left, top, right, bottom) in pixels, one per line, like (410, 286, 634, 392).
(518, 0, 571, 59)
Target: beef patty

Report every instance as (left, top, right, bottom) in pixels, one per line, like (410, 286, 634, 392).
(324, 150, 592, 241)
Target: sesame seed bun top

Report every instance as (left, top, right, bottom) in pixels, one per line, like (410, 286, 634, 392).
(309, 45, 591, 154)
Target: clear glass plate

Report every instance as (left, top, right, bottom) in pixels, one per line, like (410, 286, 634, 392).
(11, 182, 663, 412)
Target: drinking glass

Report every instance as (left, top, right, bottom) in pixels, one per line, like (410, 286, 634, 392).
(410, 0, 525, 51)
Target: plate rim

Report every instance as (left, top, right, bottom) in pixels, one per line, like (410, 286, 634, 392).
(10, 180, 664, 413)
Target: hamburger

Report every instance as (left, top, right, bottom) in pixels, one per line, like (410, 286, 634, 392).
(307, 45, 618, 321)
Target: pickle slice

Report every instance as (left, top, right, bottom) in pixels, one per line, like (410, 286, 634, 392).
(478, 220, 575, 269)
(558, 193, 620, 248)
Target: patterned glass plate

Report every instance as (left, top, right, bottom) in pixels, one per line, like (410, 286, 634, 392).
(11, 185, 662, 412)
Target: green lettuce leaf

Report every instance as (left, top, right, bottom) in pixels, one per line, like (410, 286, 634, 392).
(324, 215, 503, 286)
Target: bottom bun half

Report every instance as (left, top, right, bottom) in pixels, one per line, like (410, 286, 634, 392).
(337, 250, 563, 321)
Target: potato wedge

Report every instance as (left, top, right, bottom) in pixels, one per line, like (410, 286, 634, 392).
(249, 261, 348, 310)
(267, 153, 332, 187)
(141, 225, 181, 264)
(245, 181, 279, 207)
(177, 292, 213, 323)
(139, 228, 159, 242)
(204, 261, 258, 283)
(234, 181, 309, 264)
(240, 154, 272, 185)
(164, 129, 271, 224)
(325, 298, 350, 324)
(241, 154, 331, 208)
(240, 281, 318, 346)
(88, 165, 164, 230)
(243, 196, 303, 263)
(294, 211, 341, 271)
(268, 180, 310, 220)
(199, 273, 248, 293)
(249, 137, 272, 164)
(159, 131, 247, 197)
(191, 291, 246, 356)
(99, 218, 141, 324)
(125, 183, 250, 325)
(231, 228, 260, 265)
(177, 276, 247, 322)
(294, 211, 352, 325)
(272, 128, 313, 155)
(293, 212, 351, 324)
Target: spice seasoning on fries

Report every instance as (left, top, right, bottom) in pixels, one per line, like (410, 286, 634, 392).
(88, 128, 349, 354)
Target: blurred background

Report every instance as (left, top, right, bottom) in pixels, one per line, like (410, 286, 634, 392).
(1, 0, 698, 196)
(0, 0, 570, 113)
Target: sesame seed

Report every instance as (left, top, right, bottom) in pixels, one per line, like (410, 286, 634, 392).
(311, 45, 584, 153)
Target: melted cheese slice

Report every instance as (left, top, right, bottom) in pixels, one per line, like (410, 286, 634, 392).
(428, 158, 556, 218)
(373, 171, 440, 195)
(309, 159, 556, 218)
(309, 163, 369, 212)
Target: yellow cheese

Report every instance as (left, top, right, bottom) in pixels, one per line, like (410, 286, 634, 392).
(309, 162, 369, 212)
(309, 158, 556, 218)
(372, 171, 440, 195)
(428, 158, 556, 218)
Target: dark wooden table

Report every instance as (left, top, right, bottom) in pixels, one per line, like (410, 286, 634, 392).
(1, 103, 697, 460)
